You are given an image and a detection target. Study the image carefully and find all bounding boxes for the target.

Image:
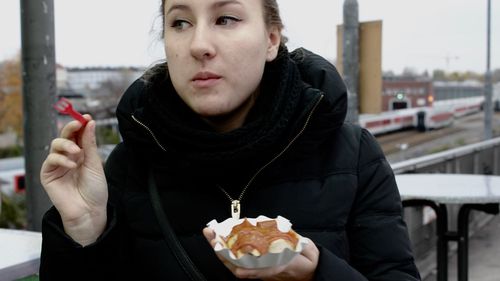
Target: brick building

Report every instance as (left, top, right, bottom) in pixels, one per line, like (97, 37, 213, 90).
(381, 76, 434, 111)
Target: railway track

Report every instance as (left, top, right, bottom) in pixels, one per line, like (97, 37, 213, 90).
(377, 126, 464, 155)
(376, 129, 420, 146)
(377, 112, 500, 157)
(375, 113, 488, 156)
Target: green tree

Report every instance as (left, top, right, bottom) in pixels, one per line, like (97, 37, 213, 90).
(433, 69, 446, 81)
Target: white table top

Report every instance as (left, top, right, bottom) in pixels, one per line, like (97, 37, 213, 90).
(395, 174, 500, 204)
(0, 228, 42, 279)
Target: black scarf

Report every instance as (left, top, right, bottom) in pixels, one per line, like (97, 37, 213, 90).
(142, 47, 306, 182)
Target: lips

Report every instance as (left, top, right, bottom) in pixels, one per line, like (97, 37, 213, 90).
(191, 71, 222, 88)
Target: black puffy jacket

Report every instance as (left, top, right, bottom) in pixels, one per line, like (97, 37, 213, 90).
(40, 48, 421, 281)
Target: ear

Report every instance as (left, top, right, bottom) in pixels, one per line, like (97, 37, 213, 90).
(266, 27, 281, 62)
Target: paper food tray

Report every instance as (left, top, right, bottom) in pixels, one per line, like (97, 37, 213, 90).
(206, 215, 308, 269)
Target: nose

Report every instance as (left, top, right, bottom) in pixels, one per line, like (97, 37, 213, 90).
(190, 25, 216, 61)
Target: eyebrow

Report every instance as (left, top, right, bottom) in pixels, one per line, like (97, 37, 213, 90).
(166, 0, 242, 15)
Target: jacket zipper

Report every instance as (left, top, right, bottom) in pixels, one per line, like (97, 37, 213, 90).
(132, 93, 324, 217)
(219, 93, 324, 219)
(131, 114, 167, 152)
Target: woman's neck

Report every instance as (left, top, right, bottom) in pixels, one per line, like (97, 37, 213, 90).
(202, 90, 259, 133)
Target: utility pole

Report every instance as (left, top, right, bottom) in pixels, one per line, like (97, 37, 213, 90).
(343, 0, 360, 123)
(20, 0, 57, 231)
(484, 0, 493, 140)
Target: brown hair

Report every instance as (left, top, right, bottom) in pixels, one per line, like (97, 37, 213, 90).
(159, 0, 287, 44)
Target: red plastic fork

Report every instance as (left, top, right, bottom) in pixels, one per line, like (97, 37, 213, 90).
(53, 98, 88, 126)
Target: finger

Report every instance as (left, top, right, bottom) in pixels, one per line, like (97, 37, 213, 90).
(79, 120, 102, 167)
(202, 227, 216, 247)
(234, 268, 260, 279)
(202, 227, 231, 266)
(202, 228, 241, 273)
(60, 119, 85, 140)
(233, 266, 282, 280)
(221, 259, 238, 273)
(50, 138, 81, 154)
(41, 153, 78, 174)
(300, 238, 319, 263)
(231, 239, 318, 281)
(234, 267, 261, 279)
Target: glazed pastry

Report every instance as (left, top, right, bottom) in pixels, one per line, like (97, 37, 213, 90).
(224, 219, 299, 258)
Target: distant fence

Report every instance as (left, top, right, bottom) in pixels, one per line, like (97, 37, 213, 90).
(391, 137, 500, 277)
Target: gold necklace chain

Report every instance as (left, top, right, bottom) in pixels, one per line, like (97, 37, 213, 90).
(217, 94, 324, 219)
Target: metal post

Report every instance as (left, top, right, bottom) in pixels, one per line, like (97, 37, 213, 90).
(494, 146, 499, 174)
(457, 204, 499, 281)
(473, 151, 481, 174)
(20, 0, 57, 231)
(457, 206, 471, 281)
(484, 0, 493, 139)
(343, 0, 359, 124)
(436, 204, 449, 281)
(454, 158, 461, 173)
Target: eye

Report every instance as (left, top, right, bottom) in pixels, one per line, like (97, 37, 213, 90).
(216, 15, 241, 26)
(171, 19, 191, 31)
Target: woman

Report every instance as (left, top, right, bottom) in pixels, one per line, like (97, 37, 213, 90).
(39, 0, 421, 280)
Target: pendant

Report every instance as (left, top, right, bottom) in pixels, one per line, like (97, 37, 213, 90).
(231, 200, 241, 220)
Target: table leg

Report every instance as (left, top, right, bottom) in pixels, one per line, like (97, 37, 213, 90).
(457, 206, 470, 281)
(436, 204, 449, 281)
(403, 200, 449, 281)
(457, 203, 499, 281)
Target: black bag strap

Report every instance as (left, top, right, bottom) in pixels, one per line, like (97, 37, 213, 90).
(148, 170, 207, 281)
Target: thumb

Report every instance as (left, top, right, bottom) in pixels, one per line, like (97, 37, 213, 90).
(81, 119, 102, 166)
(300, 238, 319, 263)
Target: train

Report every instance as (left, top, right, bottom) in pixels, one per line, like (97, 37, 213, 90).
(359, 96, 484, 135)
(365, 78, 500, 136)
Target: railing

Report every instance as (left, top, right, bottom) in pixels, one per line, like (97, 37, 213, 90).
(392, 137, 500, 175)
(391, 137, 500, 278)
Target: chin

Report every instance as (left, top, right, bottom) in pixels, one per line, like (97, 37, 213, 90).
(193, 107, 230, 118)
(191, 101, 234, 116)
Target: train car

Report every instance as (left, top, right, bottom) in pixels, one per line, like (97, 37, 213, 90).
(359, 108, 419, 135)
(432, 97, 484, 118)
(360, 96, 482, 135)
(415, 105, 454, 131)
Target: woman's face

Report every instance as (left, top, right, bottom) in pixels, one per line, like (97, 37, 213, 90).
(163, 0, 281, 131)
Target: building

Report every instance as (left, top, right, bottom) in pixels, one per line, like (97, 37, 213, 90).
(54, 66, 146, 115)
(381, 76, 433, 111)
(381, 76, 486, 112)
(65, 66, 144, 94)
(433, 80, 484, 101)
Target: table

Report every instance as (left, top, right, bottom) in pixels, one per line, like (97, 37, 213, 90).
(0, 228, 42, 280)
(395, 174, 500, 281)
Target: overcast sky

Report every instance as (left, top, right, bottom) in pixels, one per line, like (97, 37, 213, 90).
(0, 0, 498, 74)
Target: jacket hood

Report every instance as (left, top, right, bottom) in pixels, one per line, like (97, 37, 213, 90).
(115, 48, 347, 166)
(289, 48, 347, 137)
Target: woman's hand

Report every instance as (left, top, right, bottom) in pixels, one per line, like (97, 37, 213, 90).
(40, 115, 108, 246)
(203, 227, 319, 281)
